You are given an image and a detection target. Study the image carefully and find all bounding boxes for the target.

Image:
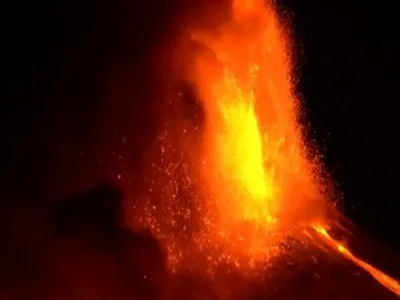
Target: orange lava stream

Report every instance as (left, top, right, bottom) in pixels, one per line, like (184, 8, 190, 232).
(313, 225, 400, 297)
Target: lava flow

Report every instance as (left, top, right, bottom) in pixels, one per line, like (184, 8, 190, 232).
(137, 0, 400, 296)
(312, 225, 400, 296)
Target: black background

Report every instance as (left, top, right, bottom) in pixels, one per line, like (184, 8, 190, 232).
(3, 0, 399, 285)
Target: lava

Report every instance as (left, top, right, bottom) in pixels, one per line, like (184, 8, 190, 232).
(190, 0, 326, 269)
(134, 0, 400, 296)
(312, 225, 400, 296)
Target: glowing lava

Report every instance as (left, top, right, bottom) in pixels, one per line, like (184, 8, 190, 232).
(313, 225, 400, 296)
(191, 0, 326, 267)
(135, 0, 400, 296)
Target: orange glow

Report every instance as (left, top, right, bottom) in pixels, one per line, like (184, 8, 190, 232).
(191, 0, 326, 267)
(313, 225, 400, 297)
(132, 0, 400, 296)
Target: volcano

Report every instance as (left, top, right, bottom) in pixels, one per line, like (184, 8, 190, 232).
(2, 0, 399, 299)
(123, 0, 400, 298)
(14, 183, 398, 299)
(124, 0, 400, 295)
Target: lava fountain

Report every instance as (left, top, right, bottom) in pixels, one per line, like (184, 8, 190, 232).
(189, 0, 327, 269)
(136, 0, 400, 295)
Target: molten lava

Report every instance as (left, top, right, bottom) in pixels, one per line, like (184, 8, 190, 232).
(191, 0, 326, 268)
(312, 225, 400, 296)
(135, 0, 400, 296)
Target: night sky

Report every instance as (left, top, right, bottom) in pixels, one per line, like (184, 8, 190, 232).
(3, 0, 400, 297)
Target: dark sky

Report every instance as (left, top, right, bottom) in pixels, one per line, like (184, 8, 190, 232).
(289, 0, 400, 250)
(3, 0, 400, 287)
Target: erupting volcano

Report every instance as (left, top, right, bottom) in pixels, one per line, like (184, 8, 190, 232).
(131, 0, 400, 297)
